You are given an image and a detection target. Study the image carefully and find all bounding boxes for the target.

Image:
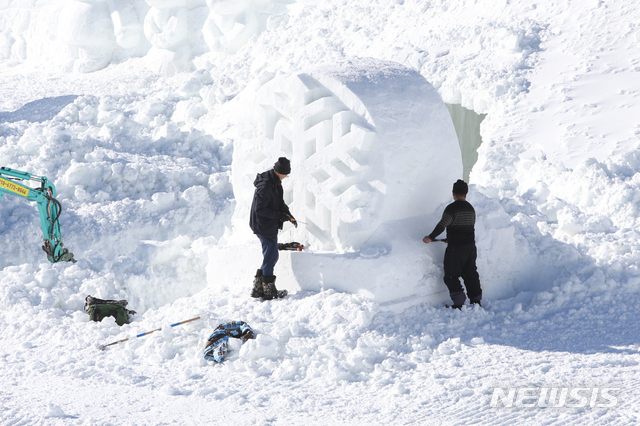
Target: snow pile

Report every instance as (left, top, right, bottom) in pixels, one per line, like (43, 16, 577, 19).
(0, 0, 627, 312)
(2, 0, 640, 424)
(0, 71, 234, 310)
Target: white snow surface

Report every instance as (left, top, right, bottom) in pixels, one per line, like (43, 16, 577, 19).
(1, 0, 640, 425)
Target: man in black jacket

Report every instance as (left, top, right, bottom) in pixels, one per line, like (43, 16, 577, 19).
(423, 179, 482, 309)
(249, 157, 297, 300)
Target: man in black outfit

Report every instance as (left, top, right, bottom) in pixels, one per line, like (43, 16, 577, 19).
(249, 157, 297, 300)
(423, 179, 482, 309)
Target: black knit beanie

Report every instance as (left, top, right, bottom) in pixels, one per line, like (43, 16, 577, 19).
(274, 157, 291, 175)
(452, 179, 468, 195)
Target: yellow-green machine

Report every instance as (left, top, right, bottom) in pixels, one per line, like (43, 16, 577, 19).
(0, 167, 75, 263)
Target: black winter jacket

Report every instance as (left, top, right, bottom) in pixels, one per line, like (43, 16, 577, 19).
(249, 170, 290, 239)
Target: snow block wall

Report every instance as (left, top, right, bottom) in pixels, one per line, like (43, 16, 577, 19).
(207, 58, 463, 303)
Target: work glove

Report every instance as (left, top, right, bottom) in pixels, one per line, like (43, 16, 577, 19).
(278, 211, 291, 222)
(279, 212, 298, 228)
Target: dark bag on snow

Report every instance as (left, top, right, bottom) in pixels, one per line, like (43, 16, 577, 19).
(84, 295, 136, 326)
(203, 321, 254, 363)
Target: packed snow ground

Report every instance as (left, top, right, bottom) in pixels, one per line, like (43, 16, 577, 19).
(2, 0, 640, 424)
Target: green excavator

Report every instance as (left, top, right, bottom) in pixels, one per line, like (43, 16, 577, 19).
(0, 167, 75, 263)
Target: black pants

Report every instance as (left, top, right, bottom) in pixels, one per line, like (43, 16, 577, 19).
(443, 243, 482, 305)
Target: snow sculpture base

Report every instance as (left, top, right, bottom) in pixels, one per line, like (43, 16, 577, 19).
(210, 58, 462, 304)
(207, 216, 452, 305)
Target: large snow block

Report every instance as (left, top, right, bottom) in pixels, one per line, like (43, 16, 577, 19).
(232, 58, 462, 252)
(212, 58, 462, 303)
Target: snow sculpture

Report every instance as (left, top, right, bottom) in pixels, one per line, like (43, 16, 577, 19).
(144, 0, 208, 76)
(0, 1, 144, 72)
(0, 0, 294, 72)
(208, 58, 463, 304)
(203, 0, 293, 54)
(57, 1, 116, 73)
(108, 0, 144, 50)
(232, 58, 462, 252)
(57, 0, 144, 73)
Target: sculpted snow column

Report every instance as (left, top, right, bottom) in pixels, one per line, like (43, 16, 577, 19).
(57, 0, 117, 73)
(144, 0, 208, 76)
(57, 0, 144, 73)
(107, 0, 143, 50)
(203, 0, 293, 54)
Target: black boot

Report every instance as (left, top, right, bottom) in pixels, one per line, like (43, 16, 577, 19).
(445, 304, 463, 310)
(469, 294, 482, 307)
(262, 276, 287, 300)
(449, 291, 466, 307)
(251, 269, 264, 298)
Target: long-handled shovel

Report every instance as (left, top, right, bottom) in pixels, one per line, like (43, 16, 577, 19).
(97, 316, 201, 350)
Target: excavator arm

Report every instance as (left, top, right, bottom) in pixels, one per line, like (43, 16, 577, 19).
(0, 167, 75, 263)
